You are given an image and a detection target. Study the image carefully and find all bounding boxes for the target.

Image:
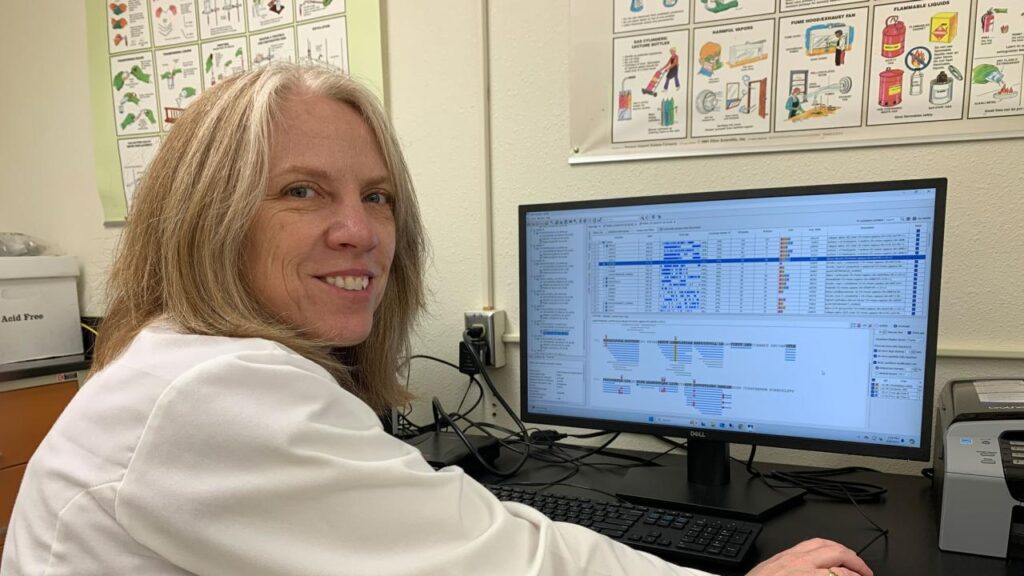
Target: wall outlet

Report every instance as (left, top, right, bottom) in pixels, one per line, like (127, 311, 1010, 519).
(464, 309, 506, 368)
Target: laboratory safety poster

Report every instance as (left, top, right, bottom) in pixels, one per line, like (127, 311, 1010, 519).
(572, 0, 1024, 163)
(86, 0, 385, 223)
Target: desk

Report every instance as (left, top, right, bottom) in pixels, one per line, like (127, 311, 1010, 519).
(472, 446, 1014, 575)
(0, 356, 88, 566)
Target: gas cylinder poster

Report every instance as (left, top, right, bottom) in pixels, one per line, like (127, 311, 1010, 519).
(613, 31, 689, 142)
(85, 0, 385, 223)
(571, 0, 1024, 163)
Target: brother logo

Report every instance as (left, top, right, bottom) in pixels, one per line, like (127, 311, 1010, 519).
(689, 430, 707, 438)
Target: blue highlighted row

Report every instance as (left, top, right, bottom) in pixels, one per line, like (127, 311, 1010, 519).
(599, 254, 926, 266)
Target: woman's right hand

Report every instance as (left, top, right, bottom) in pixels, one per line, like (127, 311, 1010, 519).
(745, 538, 873, 576)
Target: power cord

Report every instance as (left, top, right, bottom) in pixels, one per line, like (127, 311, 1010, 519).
(396, 354, 485, 439)
(425, 329, 534, 477)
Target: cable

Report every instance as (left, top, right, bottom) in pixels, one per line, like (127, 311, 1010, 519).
(742, 445, 889, 555)
(461, 329, 532, 448)
(432, 397, 529, 477)
(490, 481, 627, 503)
(397, 354, 485, 437)
(743, 446, 888, 503)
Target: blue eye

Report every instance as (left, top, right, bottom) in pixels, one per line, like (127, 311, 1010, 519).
(365, 191, 390, 205)
(285, 186, 316, 199)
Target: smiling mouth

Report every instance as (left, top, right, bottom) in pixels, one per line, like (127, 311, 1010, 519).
(320, 275, 370, 291)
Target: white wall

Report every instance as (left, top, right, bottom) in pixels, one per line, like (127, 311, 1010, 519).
(0, 2, 118, 316)
(2, 1, 1023, 476)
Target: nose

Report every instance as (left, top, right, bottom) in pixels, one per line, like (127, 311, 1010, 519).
(324, 195, 379, 251)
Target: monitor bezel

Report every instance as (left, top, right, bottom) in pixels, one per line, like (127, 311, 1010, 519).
(518, 178, 946, 462)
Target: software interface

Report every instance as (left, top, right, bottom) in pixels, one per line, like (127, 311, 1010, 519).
(524, 188, 938, 449)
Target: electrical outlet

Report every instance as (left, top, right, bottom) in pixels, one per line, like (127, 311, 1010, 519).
(464, 309, 506, 368)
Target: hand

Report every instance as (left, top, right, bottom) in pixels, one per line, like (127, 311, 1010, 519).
(745, 538, 873, 576)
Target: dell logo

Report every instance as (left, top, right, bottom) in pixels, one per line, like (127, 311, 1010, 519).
(690, 431, 707, 438)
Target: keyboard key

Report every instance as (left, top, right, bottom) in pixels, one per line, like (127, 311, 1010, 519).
(486, 485, 761, 567)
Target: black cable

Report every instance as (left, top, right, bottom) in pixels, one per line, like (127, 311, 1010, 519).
(460, 330, 533, 462)
(398, 354, 484, 434)
(583, 442, 684, 469)
(655, 435, 688, 451)
(432, 397, 530, 477)
(490, 481, 627, 503)
(743, 446, 887, 503)
(461, 331, 531, 440)
(743, 445, 889, 555)
(569, 430, 618, 439)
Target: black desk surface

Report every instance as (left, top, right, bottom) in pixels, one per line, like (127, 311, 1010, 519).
(472, 446, 1016, 576)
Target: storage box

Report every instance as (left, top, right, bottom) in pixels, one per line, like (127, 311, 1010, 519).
(0, 256, 83, 365)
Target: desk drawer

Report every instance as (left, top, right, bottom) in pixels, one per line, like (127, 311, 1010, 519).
(0, 464, 26, 532)
(0, 381, 77, 469)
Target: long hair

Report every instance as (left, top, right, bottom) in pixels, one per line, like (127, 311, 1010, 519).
(93, 63, 426, 412)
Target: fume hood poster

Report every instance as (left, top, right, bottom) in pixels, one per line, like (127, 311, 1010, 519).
(570, 0, 1024, 164)
(775, 8, 868, 132)
(691, 19, 775, 137)
(85, 0, 385, 224)
(612, 31, 689, 142)
(867, 0, 971, 126)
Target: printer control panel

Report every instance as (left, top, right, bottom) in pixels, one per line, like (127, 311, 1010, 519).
(999, 432, 1024, 501)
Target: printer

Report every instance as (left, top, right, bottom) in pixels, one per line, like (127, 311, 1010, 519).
(934, 378, 1024, 558)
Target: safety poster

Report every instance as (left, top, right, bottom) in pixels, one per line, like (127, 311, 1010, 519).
(572, 0, 1024, 163)
(86, 0, 384, 223)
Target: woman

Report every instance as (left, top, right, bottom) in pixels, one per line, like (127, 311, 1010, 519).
(3, 63, 871, 576)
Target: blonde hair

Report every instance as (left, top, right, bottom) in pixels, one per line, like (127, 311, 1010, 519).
(94, 63, 426, 413)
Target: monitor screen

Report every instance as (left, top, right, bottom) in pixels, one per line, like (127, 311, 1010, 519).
(519, 180, 945, 469)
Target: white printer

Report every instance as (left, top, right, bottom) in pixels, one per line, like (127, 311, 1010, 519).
(934, 378, 1024, 558)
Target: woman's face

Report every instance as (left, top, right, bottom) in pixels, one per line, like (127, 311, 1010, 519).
(246, 93, 396, 345)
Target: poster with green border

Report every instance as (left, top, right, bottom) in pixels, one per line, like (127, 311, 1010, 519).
(86, 0, 385, 224)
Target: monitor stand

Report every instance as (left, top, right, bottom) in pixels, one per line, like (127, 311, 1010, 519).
(615, 439, 806, 521)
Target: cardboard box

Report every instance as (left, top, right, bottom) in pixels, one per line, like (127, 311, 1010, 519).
(0, 256, 83, 365)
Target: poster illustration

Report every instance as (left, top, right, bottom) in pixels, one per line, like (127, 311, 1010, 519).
(775, 8, 868, 132)
(867, 0, 971, 126)
(614, 0, 689, 34)
(612, 30, 689, 143)
(691, 19, 775, 137)
(570, 0, 1024, 163)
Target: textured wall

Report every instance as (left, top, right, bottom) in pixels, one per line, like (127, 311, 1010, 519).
(0, 2, 119, 316)
(1, 2, 1022, 475)
(481, 2, 1024, 474)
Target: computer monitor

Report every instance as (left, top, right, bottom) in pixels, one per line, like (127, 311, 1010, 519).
(519, 179, 945, 519)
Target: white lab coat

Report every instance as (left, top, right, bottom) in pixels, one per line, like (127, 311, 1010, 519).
(2, 323, 715, 576)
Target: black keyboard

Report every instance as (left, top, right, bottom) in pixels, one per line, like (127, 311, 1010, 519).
(487, 485, 762, 567)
